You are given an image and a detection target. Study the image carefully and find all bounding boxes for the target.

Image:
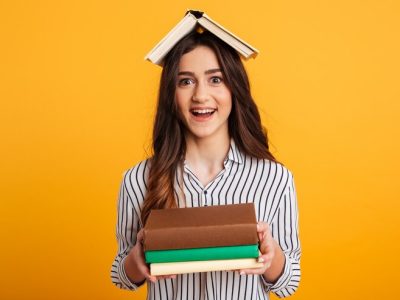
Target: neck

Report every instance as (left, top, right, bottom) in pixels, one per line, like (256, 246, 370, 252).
(184, 134, 231, 171)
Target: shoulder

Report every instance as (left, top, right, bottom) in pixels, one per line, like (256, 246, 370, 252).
(243, 155, 294, 188)
(230, 140, 293, 182)
(244, 155, 293, 178)
(122, 159, 151, 178)
(265, 160, 293, 181)
(120, 159, 151, 198)
(268, 159, 293, 181)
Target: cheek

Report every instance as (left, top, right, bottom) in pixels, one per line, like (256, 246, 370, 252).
(174, 92, 184, 110)
(216, 86, 232, 100)
(175, 90, 190, 106)
(174, 95, 188, 122)
(220, 91, 232, 112)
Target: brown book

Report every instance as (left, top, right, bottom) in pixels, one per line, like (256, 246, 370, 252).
(144, 203, 258, 251)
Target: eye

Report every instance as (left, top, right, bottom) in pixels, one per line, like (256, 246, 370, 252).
(178, 78, 194, 86)
(210, 76, 223, 84)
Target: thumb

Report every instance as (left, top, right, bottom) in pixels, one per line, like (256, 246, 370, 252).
(136, 229, 145, 246)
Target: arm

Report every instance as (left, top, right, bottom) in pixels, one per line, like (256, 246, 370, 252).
(110, 171, 146, 291)
(261, 173, 301, 297)
(239, 172, 301, 297)
(110, 169, 177, 290)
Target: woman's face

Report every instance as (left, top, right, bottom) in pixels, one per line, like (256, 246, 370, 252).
(175, 45, 232, 142)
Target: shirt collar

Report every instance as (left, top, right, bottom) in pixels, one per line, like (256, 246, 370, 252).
(182, 138, 244, 168)
(225, 138, 244, 165)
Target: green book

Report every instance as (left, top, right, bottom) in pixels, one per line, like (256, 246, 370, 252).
(145, 244, 259, 263)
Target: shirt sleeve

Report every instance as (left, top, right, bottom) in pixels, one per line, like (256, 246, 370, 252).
(110, 171, 145, 291)
(260, 171, 301, 297)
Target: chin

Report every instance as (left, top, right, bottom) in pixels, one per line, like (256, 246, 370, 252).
(187, 128, 225, 140)
(189, 132, 214, 140)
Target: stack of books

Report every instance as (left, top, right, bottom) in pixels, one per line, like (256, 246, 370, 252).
(143, 203, 263, 276)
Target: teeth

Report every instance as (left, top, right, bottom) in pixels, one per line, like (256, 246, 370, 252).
(192, 109, 215, 114)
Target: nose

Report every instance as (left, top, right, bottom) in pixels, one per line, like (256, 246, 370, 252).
(192, 80, 209, 103)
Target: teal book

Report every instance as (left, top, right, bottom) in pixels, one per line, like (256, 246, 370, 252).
(145, 244, 259, 263)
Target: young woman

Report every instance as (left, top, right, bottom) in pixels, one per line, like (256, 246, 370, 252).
(111, 30, 301, 299)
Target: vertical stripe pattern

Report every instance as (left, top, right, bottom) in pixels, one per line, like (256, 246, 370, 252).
(111, 140, 301, 299)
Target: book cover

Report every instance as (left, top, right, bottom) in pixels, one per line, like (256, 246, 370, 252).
(144, 203, 258, 251)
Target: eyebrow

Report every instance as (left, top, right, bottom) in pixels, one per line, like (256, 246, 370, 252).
(177, 68, 222, 76)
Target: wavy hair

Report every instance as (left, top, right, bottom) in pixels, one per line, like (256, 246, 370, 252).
(141, 30, 277, 225)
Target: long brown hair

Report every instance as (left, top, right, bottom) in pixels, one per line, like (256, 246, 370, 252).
(141, 30, 277, 225)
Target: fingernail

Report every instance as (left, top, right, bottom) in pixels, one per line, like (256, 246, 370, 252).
(240, 271, 245, 276)
(258, 257, 264, 263)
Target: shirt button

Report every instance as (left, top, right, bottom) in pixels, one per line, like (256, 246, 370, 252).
(204, 190, 207, 195)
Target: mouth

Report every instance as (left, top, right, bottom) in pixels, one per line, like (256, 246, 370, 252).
(190, 108, 217, 117)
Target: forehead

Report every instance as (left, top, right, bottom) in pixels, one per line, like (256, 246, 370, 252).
(178, 46, 220, 72)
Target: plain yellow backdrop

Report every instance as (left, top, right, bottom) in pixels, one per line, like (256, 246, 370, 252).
(1, 1, 399, 299)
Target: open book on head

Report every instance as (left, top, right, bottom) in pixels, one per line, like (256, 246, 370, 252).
(145, 10, 259, 66)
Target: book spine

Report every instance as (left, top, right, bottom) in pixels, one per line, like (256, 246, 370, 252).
(145, 244, 259, 263)
(144, 223, 258, 251)
(150, 258, 264, 276)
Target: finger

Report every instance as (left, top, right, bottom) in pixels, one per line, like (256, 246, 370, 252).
(133, 255, 156, 282)
(265, 229, 273, 242)
(239, 267, 265, 275)
(156, 274, 177, 280)
(258, 234, 270, 251)
(258, 230, 274, 251)
(144, 265, 160, 283)
(257, 222, 271, 243)
(257, 254, 268, 263)
(258, 253, 274, 265)
(257, 222, 268, 232)
(141, 267, 157, 283)
(157, 275, 175, 279)
(258, 231, 268, 243)
(260, 238, 275, 255)
(258, 231, 263, 242)
(136, 229, 145, 244)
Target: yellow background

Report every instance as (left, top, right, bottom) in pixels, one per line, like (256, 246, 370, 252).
(1, 1, 399, 299)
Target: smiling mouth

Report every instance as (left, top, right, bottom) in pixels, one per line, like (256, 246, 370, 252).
(190, 108, 217, 117)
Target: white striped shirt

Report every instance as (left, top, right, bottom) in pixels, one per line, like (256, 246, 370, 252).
(111, 140, 301, 299)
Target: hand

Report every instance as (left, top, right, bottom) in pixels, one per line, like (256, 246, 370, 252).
(238, 222, 279, 276)
(127, 229, 177, 283)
